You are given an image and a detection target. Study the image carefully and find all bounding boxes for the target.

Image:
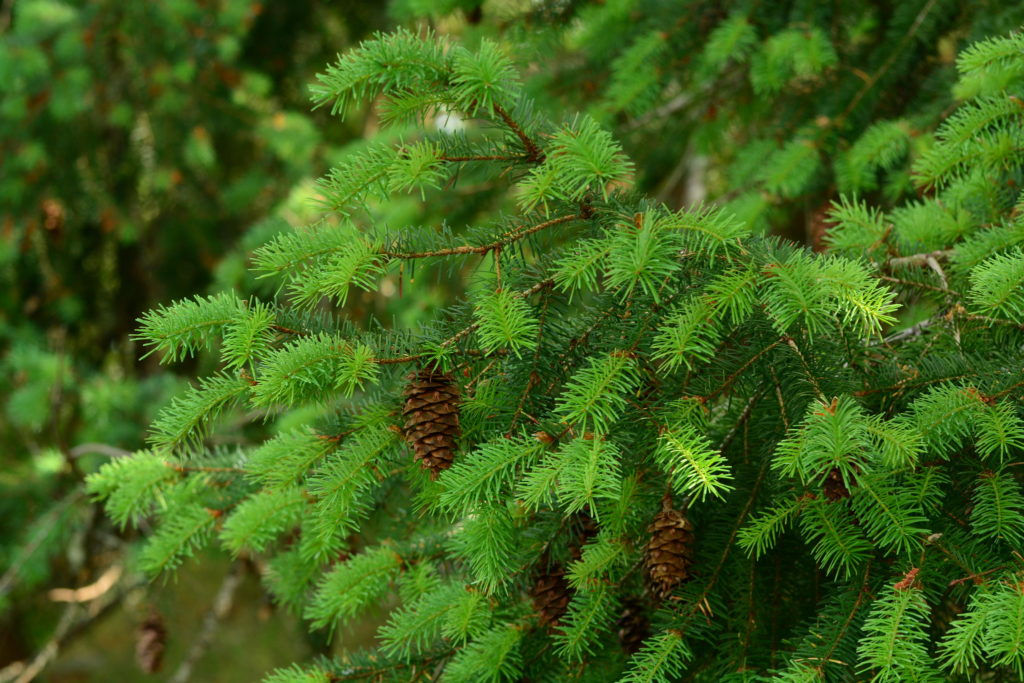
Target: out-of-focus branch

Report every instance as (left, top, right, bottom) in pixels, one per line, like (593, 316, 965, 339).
(168, 562, 244, 683)
(0, 570, 140, 683)
(68, 442, 132, 459)
(48, 565, 123, 603)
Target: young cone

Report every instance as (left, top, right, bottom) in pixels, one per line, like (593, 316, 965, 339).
(644, 495, 695, 599)
(823, 467, 851, 501)
(401, 366, 461, 478)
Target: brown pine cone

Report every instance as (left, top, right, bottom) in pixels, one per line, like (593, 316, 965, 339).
(823, 467, 851, 501)
(530, 565, 572, 627)
(402, 366, 461, 478)
(617, 597, 652, 654)
(136, 611, 166, 674)
(644, 497, 695, 599)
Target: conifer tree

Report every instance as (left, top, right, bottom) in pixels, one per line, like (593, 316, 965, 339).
(90, 23, 1024, 682)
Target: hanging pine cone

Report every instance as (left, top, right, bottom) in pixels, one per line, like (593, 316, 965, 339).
(530, 564, 572, 627)
(644, 496, 695, 599)
(402, 365, 460, 478)
(823, 467, 851, 501)
(135, 611, 166, 674)
(617, 597, 652, 654)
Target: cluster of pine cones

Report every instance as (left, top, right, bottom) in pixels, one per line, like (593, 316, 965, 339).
(400, 365, 696, 653)
(527, 498, 694, 653)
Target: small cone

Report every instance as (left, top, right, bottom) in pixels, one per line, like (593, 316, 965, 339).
(644, 496, 695, 599)
(823, 467, 850, 501)
(617, 597, 651, 654)
(530, 565, 572, 627)
(402, 366, 461, 478)
(136, 611, 166, 674)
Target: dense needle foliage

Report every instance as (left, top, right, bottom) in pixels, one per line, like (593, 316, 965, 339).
(81, 6, 1024, 683)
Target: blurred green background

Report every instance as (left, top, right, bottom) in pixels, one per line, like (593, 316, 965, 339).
(0, 0, 391, 679)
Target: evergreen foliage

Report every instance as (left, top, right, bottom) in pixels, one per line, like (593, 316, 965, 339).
(84, 12, 1024, 683)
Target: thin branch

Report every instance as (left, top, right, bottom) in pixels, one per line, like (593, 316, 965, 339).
(879, 275, 959, 296)
(705, 338, 785, 403)
(880, 318, 938, 344)
(374, 348, 499, 365)
(271, 324, 310, 337)
(167, 463, 247, 475)
(440, 154, 529, 163)
(814, 562, 873, 677)
(492, 102, 545, 163)
(380, 214, 579, 260)
(784, 336, 826, 401)
(836, 0, 940, 124)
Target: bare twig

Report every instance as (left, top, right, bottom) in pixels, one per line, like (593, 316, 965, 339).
(48, 565, 123, 603)
(887, 250, 953, 269)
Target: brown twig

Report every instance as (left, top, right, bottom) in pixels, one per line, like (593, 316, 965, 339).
(492, 102, 545, 163)
(440, 154, 530, 163)
(879, 275, 959, 296)
(380, 214, 579, 260)
(836, 0, 940, 125)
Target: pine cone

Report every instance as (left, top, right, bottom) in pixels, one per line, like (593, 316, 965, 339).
(644, 497, 695, 599)
(530, 565, 572, 627)
(136, 611, 166, 674)
(617, 597, 651, 654)
(823, 467, 851, 501)
(402, 366, 461, 478)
